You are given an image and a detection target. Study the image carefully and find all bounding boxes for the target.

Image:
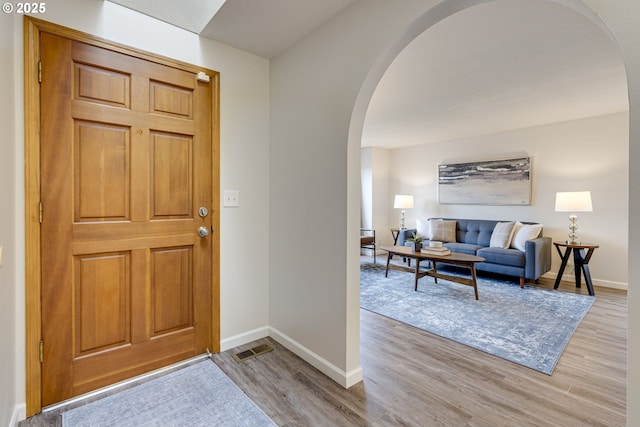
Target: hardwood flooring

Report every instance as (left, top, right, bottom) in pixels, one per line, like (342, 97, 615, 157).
(20, 261, 627, 426)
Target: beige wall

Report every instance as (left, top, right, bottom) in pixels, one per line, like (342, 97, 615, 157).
(385, 113, 628, 288)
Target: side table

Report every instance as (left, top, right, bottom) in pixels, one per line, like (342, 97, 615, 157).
(553, 241, 599, 296)
(391, 228, 400, 245)
(390, 228, 405, 262)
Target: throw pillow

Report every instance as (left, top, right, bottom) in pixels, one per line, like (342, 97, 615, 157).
(416, 219, 431, 240)
(430, 220, 457, 242)
(511, 223, 543, 251)
(490, 221, 516, 249)
(511, 221, 524, 242)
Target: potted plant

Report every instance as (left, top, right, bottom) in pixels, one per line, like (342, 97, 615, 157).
(407, 233, 425, 252)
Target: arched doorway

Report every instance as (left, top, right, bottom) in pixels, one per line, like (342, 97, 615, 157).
(348, 0, 630, 418)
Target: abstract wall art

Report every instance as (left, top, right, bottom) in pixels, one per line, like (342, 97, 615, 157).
(438, 157, 531, 205)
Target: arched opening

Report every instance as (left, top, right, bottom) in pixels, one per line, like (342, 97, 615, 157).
(358, 0, 628, 263)
(348, 0, 629, 408)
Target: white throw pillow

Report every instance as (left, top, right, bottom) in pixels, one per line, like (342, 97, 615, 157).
(511, 223, 543, 251)
(429, 220, 457, 242)
(490, 221, 516, 249)
(416, 219, 431, 240)
(511, 221, 524, 242)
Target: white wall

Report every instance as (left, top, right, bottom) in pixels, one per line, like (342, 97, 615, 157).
(0, 11, 19, 426)
(386, 113, 628, 288)
(360, 148, 373, 228)
(371, 149, 393, 248)
(1, 1, 271, 423)
(361, 147, 393, 249)
(269, 0, 444, 387)
(272, 0, 640, 423)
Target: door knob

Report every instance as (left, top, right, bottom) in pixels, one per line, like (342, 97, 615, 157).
(197, 226, 209, 238)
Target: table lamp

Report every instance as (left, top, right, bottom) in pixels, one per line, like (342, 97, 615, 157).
(554, 191, 593, 244)
(393, 194, 413, 229)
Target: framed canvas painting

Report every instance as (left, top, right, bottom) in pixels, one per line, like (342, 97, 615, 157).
(438, 157, 531, 205)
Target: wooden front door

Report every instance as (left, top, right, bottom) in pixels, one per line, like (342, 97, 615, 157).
(38, 29, 218, 406)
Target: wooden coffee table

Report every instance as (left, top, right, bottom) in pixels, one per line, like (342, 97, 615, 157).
(381, 246, 485, 300)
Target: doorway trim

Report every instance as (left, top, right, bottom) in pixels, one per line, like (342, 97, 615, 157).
(23, 16, 220, 416)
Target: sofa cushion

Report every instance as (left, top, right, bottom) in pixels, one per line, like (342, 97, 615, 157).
(445, 242, 483, 256)
(490, 221, 516, 249)
(430, 220, 457, 242)
(477, 247, 526, 268)
(455, 219, 497, 246)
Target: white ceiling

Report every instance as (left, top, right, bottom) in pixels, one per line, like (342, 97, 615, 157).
(105, 0, 628, 149)
(108, 0, 357, 58)
(362, 0, 628, 149)
(107, 0, 227, 33)
(199, 0, 357, 59)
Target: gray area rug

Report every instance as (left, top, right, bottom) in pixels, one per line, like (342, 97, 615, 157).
(62, 360, 276, 427)
(360, 262, 594, 374)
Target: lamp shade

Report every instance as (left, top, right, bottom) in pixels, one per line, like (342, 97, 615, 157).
(555, 191, 593, 212)
(394, 194, 414, 209)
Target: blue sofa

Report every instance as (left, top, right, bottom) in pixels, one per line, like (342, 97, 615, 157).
(398, 218, 552, 287)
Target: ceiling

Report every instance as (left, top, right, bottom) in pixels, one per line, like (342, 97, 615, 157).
(107, 0, 357, 58)
(105, 0, 628, 149)
(362, 0, 628, 149)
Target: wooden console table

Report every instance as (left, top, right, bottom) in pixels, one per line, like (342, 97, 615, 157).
(553, 241, 599, 296)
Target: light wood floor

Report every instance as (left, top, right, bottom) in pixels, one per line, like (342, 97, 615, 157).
(213, 261, 627, 426)
(21, 260, 627, 426)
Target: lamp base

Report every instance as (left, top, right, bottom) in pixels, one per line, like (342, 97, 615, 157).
(566, 214, 580, 246)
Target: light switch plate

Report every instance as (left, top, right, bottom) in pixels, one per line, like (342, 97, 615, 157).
(223, 190, 239, 207)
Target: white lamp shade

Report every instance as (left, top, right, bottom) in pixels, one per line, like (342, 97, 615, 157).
(394, 194, 414, 209)
(555, 191, 593, 212)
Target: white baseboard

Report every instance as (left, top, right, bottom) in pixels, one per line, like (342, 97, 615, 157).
(10, 402, 26, 426)
(543, 272, 628, 291)
(219, 326, 363, 389)
(594, 280, 628, 291)
(220, 326, 270, 352)
(268, 327, 363, 389)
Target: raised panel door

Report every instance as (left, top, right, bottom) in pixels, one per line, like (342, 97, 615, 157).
(40, 31, 215, 406)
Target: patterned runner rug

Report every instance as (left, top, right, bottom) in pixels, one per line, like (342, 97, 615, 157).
(62, 360, 276, 427)
(360, 261, 594, 374)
